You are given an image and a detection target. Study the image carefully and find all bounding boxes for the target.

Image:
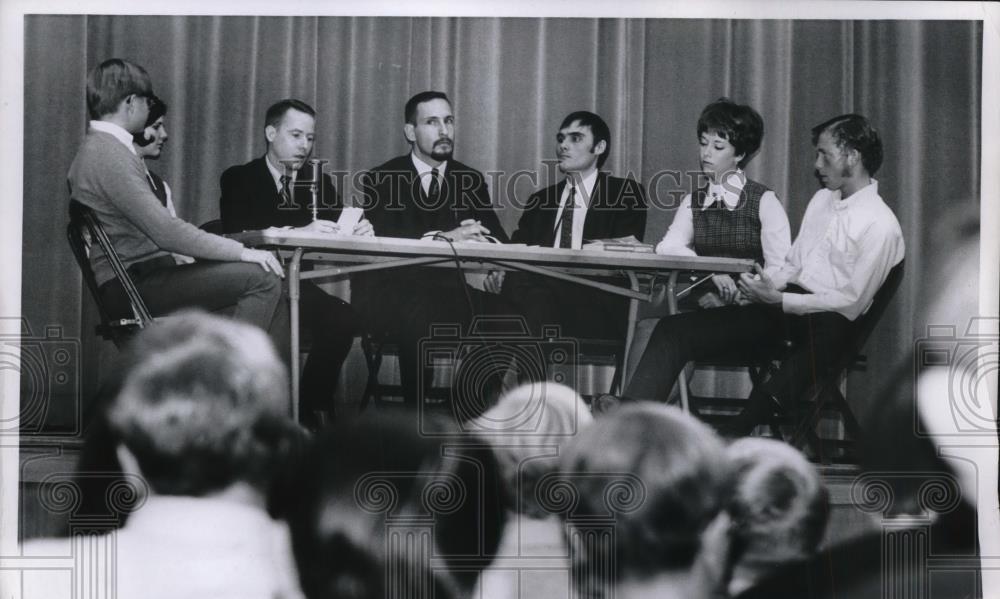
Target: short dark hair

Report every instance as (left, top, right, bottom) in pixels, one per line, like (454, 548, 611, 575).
(697, 98, 764, 169)
(264, 98, 316, 130)
(287, 413, 505, 598)
(404, 91, 451, 124)
(132, 94, 167, 147)
(86, 58, 153, 120)
(811, 114, 883, 175)
(560, 110, 611, 168)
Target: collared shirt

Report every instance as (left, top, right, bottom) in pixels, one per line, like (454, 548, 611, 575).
(655, 171, 791, 278)
(773, 180, 904, 320)
(412, 152, 451, 240)
(265, 154, 297, 193)
(89, 120, 138, 155)
(552, 169, 599, 250)
(411, 151, 448, 197)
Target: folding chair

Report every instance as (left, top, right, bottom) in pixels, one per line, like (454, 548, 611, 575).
(784, 260, 906, 462)
(67, 200, 155, 348)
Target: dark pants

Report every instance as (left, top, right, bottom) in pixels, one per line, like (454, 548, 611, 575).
(367, 277, 521, 416)
(501, 272, 630, 340)
(101, 258, 289, 360)
(625, 304, 852, 435)
(297, 281, 361, 418)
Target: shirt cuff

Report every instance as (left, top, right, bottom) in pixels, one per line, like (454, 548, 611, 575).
(781, 292, 809, 315)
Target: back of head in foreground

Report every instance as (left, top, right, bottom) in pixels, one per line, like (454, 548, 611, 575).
(287, 412, 506, 599)
(107, 310, 296, 498)
(472, 381, 593, 518)
(556, 402, 734, 598)
(725, 438, 829, 595)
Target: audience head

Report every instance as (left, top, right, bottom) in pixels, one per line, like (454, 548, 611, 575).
(811, 114, 883, 191)
(403, 91, 453, 165)
(557, 110, 610, 172)
(132, 94, 168, 158)
(287, 413, 506, 599)
(725, 438, 829, 594)
(472, 381, 592, 518)
(696, 97, 764, 176)
(106, 310, 295, 498)
(264, 98, 316, 172)
(86, 58, 154, 129)
(557, 403, 734, 595)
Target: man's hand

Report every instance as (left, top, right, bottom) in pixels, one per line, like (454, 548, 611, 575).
(711, 274, 739, 304)
(484, 270, 505, 294)
(441, 219, 490, 242)
(240, 248, 285, 277)
(698, 291, 725, 309)
(353, 218, 374, 237)
(298, 219, 340, 235)
(737, 264, 781, 305)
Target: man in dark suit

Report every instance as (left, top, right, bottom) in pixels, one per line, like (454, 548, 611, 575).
(498, 111, 648, 340)
(354, 90, 514, 410)
(220, 98, 372, 428)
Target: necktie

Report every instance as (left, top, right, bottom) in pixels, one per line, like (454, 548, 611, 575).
(559, 183, 576, 248)
(279, 175, 292, 207)
(427, 167, 440, 205)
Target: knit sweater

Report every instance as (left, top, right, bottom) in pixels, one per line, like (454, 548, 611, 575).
(67, 129, 244, 285)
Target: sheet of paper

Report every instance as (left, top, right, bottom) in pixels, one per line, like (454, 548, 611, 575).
(336, 206, 364, 233)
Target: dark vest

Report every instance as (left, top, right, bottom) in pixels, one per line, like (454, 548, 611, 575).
(692, 178, 767, 265)
(145, 170, 168, 207)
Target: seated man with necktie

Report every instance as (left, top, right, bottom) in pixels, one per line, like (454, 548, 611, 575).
(220, 98, 372, 427)
(498, 111, 648, 340)
(353, 91, 514, 411)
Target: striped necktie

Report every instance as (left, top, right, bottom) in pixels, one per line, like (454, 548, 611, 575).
(559, 182, 576, 248)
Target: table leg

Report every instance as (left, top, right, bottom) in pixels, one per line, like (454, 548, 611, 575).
(617, 271, 641, 394)
(289, 247, 303, 422)
(666, 271, 690, 413)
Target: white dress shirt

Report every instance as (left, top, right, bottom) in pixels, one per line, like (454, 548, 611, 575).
(89, 120, 137, 154)
(265, 154, 296, 192)
(773, 180, 904, 321)
(411, 152, 451, 240)
(142, 172, 195, 264)
(655, 171, 791, 278)
(551, 169, 599, 250)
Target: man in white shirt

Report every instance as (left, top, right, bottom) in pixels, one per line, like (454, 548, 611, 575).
(625, 114, 904, 435)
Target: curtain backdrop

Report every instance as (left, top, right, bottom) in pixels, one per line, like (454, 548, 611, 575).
(22, 15, 982, 429)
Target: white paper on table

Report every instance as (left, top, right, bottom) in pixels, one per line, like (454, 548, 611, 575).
(336, 206, 364, 233)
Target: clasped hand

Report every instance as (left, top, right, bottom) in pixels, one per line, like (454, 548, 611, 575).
(736, 264, 782, 305)
(299, 218, 374, 236)
(441, 219, 490, 242)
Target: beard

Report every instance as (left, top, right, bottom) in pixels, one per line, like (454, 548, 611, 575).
(430, 139, 453, 160)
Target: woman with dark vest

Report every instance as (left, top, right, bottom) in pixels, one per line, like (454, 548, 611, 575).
(132, 95, 193, 264)
(656, 98, 790, 308)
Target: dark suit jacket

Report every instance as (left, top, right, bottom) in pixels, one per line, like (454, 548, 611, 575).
(219, 156, 341, 233)
(353, 154, 508, 317)
(358, 154, 507, 242)
(510, 172, 647, 246)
